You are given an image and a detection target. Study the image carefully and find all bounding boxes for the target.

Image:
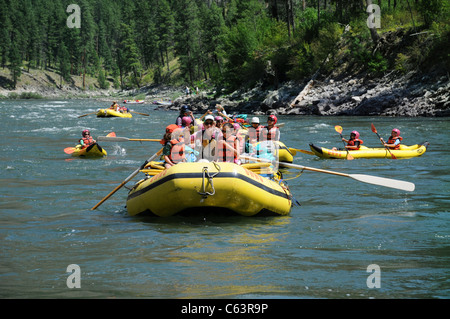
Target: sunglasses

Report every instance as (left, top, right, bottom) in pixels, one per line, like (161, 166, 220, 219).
(267, 118, 274, 121)
(204, 121, 213, 126)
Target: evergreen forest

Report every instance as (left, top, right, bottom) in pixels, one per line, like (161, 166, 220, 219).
(1, 0, 449, 92)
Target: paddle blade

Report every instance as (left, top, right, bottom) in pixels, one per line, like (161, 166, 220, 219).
(335, 125, 343, 134)
(349, 174, 415, 192)
(370, 123, 377, 133)
(346, 153, 354, 160)
(64, 147, 76, 154)
(106, 132, 116, 137)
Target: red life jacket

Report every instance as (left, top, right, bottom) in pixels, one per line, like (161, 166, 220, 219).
(387, 136, 403, 149)
(260, 126, 279, 141)
(247, 125, 262, 142)
(218, 135, 238, 162)
(347, 138, 363, 150)
(80, 136, 94, 149)
(169, 137, 186, 163)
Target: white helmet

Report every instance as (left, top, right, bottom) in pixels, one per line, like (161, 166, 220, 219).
(251, 117, 260, 124)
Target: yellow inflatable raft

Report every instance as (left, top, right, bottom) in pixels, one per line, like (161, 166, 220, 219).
(72, 143, 107, 157)
(309, 142, 429, 159)
(126, 161, 292, 217)
(96, 109, 133, 118)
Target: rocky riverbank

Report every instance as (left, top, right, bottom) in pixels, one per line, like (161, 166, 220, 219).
(157, 69, 449, 117)
(2, 64, 449, 117)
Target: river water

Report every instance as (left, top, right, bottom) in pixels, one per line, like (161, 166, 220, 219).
(0, 99, 448, 300)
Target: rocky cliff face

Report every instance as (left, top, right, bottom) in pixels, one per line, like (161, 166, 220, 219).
(167, 69, 449, 117)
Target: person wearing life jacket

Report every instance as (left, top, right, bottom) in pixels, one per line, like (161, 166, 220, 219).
(217, 123, 241, 164)
(192, 115, 222, 161)
(342, 130, 363, 150)
(260, 115, 280, 142)
(161, 124, 186, 168)
(110, 101, 120, 111)
(79, 129, 96, 149)
(176, 105, 195, 127)
(381, 128, 403, 150)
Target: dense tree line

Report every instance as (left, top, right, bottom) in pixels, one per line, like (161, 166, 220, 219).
(0, 0, 448, 90)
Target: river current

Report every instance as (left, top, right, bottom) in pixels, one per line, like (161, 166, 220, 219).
(0, 99, 448, 299)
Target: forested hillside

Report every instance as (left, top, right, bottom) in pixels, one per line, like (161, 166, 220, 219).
(0, 0, 448, 94)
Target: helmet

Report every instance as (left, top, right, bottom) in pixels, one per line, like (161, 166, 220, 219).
(182, 116, 192, 126)
(204, 115, 215, 122)
(165, 124, 179, 134)
(181, 105, 189, 112)
(82, 129, 90, 136)
(392, 128, 400, 136)
(268, 115, 277, 124)
(251, 117, 260, 124)
(350, 130, 360, 139)
(215, 116, 223, 122)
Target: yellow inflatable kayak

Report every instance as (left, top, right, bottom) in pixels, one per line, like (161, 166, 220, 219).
(126, 161, 292, 217)
(309, 142, 429, 159)
(96, 109, 132, 118)
(71, 143, 107, 157)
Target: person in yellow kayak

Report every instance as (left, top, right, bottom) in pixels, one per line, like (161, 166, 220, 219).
(79, 129, 96, 149)
(342, 130, 363, 150)
(381, 128, 403, 150)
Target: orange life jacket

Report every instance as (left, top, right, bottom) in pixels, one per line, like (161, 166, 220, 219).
(347, 138, 363, 150)
(218, 135, 238, 162)
(169, 137, 186, 163)
(79, 136, 94, 149)
(387, 136, 403, 149)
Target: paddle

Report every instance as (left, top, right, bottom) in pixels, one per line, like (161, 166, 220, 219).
(91, 147, 164, 210)
(371, 123, 397, 159)
(64, 147, 76, 154)
(78, 111, 97, 118)
(130, 110, 149, 116)
(241, 155, 415, 192)
(98, 136, 160, 142)
(288, 148, 314, 156)
(64, 132, 116, 154)
(334, 125, 354, 160)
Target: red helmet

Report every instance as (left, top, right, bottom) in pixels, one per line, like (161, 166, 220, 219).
(82, 129, 90, 136)
(268, 115, 277, 124)
(392, 128, 400, 136)
(166, 124, 179, 134)
(351, 130, 360, 139)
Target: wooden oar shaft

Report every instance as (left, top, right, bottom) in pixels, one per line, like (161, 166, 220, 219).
(91, 148, 163, 210)
(97, 136, 160, 142)
(78, 111, 97, 118)
(130, 111, 149, 116)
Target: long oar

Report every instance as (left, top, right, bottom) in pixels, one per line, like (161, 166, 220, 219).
(130, 110, 149, 116)
(241, 155, 415, 192)
(288, 148, 314, 156)
(371, 123, 397, 159)
(97, 136, 160, 142)
(91, 148, 164, 210)
(334, 125, 354, 160)
(78, 111, 97, 118)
